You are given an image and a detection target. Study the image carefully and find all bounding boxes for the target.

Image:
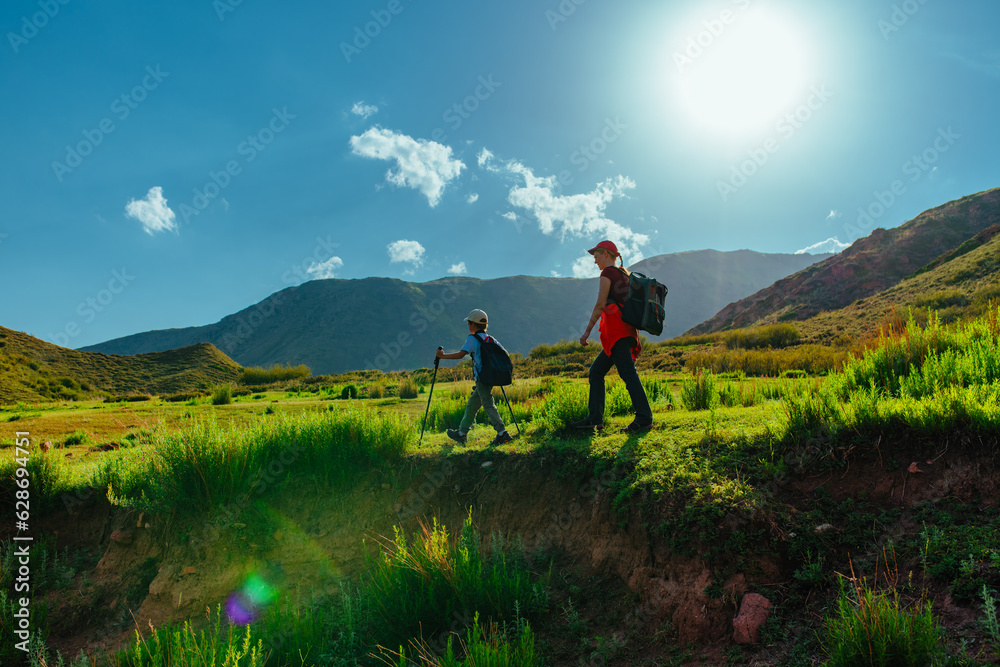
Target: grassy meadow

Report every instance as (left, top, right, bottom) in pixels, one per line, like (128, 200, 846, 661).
(2, 308, 1000, 665)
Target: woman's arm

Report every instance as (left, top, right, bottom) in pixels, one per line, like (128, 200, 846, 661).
(579, 276, 612, 346)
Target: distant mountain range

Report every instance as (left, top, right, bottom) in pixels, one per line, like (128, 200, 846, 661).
(80, 250, 829, 375)
(688, 187, 1000, 335)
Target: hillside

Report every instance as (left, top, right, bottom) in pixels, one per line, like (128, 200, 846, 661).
(796, 225, 1000, 343)
(0, 326, 242, 403)
(82, 251, 827, 375)
(688, 186, 1000, 334)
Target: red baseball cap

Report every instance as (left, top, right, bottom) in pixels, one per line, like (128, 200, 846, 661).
(587, 240, 619, 256)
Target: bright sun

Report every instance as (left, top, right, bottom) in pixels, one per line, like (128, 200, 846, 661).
(672, 8, 811, 137)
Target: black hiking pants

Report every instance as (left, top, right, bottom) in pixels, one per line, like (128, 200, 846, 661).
(587, 337, 653, 425)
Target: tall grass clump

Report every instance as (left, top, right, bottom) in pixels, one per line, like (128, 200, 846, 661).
(722, 323, 801, 349)
(781, 306, 1000, 442)
(680, 371, 718, 411)
(112, 605, 264, 667)
(365, 514, 544, 657)
(98, 407, 412, 515)
(383, 614, 539, 667)
(211, 384, 233, 405)
(686, 344, 844, 376)
(398, 377, 419, 399)
(824, 578, 943, 667)
(239, 363, 311, 385)
(532, 381, 587, 430)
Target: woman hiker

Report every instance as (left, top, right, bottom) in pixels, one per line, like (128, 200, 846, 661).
(572, 240, 654, 434)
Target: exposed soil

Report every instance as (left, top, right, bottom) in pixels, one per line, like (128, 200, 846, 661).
(12, 441, 999, 665)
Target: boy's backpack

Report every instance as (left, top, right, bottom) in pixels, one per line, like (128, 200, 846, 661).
(618, 270, 668, 336)
(474, 332, 513, 386)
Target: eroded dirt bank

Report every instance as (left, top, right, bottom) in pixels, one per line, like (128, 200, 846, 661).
(23, 443, 1000, 662)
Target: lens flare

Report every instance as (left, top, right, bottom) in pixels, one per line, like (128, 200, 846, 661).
(225, 572, 277, 625)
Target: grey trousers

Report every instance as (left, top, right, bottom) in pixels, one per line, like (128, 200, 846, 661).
(459, 380, 506, 433)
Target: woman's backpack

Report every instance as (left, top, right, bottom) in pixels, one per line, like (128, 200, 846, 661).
(618, 271, 668, 336)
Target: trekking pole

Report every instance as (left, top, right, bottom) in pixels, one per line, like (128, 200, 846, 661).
(418, 347, 443, 447)
(499, 385, 521, 438)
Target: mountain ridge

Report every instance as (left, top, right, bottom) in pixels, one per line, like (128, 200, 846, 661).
(81, 250, 830, 375)
(687, 186, 1000, 334)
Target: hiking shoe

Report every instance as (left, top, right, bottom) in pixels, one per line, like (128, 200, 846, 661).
(446, 429, 467, 444)
(621, 421, 653, 434)
(489, 431, 513, 447)
(570, 417, 604, 430)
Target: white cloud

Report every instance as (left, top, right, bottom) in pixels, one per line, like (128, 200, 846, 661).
(572, 255, 599, 278)
(550, 270, 562, 278)
(125, 186, 177, 235)
(501, 211, 517, 221)
(795, 237, 850, 255)
(351, 101, 379, 119)
(466, 193, 479, 204)
(306, 256, 344, 280)
(478, 149, 649, 263)
(826, 210, 840, 220)
(387, 240, 425, 273)
(447, 262, 467, 275)
(350, 127, 465, 207)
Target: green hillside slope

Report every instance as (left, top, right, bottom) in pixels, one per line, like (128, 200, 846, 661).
(0, 326, 242, 403)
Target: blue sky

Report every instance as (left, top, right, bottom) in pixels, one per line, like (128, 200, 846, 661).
(2, 0, 999, 348)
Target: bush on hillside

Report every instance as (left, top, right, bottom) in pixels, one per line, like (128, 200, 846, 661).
(239, 363, 311, 385)
(722, 324, 800, 350)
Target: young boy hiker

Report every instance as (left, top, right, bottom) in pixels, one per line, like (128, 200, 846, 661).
(436, 309, 514, 446)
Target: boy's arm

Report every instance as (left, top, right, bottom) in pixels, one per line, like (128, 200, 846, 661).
(436, 349, 469, 360)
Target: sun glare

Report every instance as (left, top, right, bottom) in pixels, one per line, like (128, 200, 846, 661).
(672, 7, 811, 138)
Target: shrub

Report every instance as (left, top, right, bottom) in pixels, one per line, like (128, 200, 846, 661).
(238, 363, 311, 385)
(341, 384, 358, 400)
(398, 377, 419, 399)
(533, 382, 588, 431)
(62, 430, 93, 447)
(367, 383, 385, 399)
(211, 384, 233, 405)
(681, 371, 717, 411)
(824, 578, 943, 667)
(529, 339, 588, 359)
(722, 324, 800, 350)
(914, 289, 969, 311)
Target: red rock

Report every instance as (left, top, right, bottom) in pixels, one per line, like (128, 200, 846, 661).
(110, 530, 133, 545)
(733, 593, 772, 644)
(182, 566, 196, 576)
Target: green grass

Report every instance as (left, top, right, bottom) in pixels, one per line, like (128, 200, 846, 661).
(112, 605, 265, 667)
(824, 578, 944, 667)
(238, 363, 311, 385)
(97, 407, 413, 515)
(364, 513, 546, 657)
